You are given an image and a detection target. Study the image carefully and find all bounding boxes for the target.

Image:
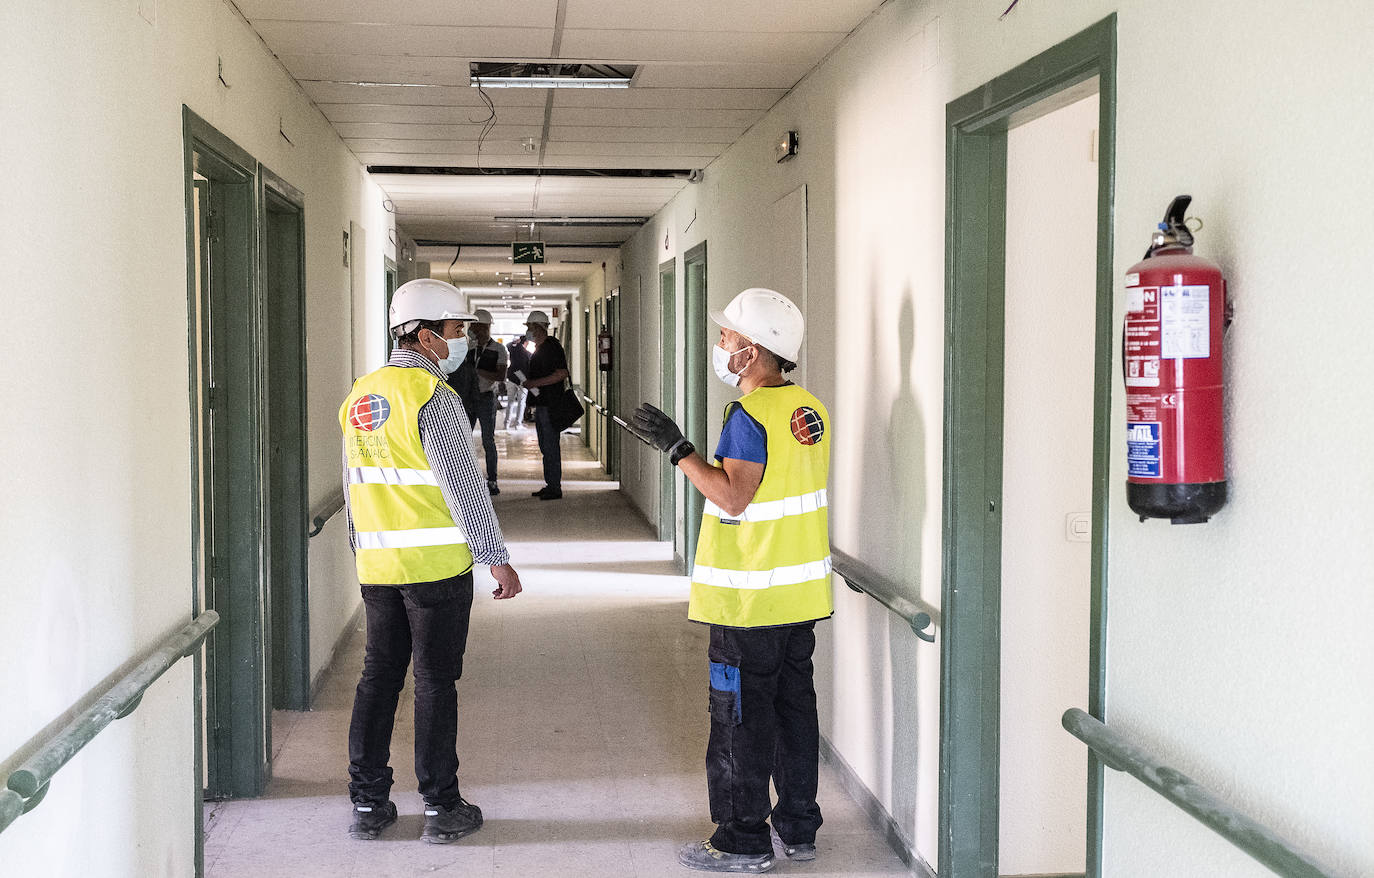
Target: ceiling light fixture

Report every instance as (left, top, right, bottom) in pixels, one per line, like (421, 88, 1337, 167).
(470, 61, 636, 90)
(493, 216, 646, 225)
(477, 76, 630, 89)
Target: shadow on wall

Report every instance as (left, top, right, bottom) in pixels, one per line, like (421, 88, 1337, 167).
(856, 284, 928, 838)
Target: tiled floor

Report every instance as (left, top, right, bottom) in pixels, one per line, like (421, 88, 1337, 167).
(205, 423, 909, 877)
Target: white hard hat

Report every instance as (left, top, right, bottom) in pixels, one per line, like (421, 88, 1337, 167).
(389, 278, 475, 331)
(472, 308, 494, 325)
(525, 310, 551, 326)
(710, 288, 804, 362)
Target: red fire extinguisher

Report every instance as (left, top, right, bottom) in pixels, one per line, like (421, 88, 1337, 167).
(597, 326, 614, 372)
(1123, 195, 1230, 523)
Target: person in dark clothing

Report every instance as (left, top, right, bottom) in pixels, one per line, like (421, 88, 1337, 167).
(505, 334, 532, 429)
(467, 309, 508, 495)
(521, 310, 569, 500)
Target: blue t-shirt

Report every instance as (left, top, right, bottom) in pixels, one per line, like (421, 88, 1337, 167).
(715, 405, 767, 465)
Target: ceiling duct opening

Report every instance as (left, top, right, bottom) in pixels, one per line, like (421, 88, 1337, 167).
(469, 61, 637, 89)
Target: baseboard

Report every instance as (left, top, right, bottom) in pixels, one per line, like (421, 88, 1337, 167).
(819, 735, 937, 878)
(309, 600, 364, 706)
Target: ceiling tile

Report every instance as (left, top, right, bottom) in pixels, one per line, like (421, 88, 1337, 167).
(322, 104, 547, 124)
(277, 54, 480, 87)
(302, 82, 549, 107)
(560, 28, 841, 64)
(252, 21, 554, 58)
(561, 0, 880, 33)
(547, 107, 762, 128)
(552, 87, 785, 110)
(547, 125, 742, 143)
(236, 0, 559, 27)
(631, 62, 814, 89)
(334, 122, 545, 140)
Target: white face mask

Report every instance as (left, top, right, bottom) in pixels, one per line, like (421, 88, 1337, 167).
(426, 332, 468, 372)
(712, 344, 751, 387)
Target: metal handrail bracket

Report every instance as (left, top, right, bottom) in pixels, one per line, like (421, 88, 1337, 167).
(1, 611, 220, 834)
(831, 548, 938, 642)
(309, 487, 346, 538)
(1062, 708, 1338, 878)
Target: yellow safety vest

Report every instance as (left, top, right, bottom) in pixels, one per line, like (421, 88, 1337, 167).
(339, 366, 474, 584)
(688, 384, 833, 628)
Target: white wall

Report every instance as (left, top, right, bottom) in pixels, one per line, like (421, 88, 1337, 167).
(0, 1, 389, 873)
(618, 1, 1373, 875)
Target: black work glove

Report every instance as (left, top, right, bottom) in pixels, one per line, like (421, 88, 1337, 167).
(631, 403, 689, 457)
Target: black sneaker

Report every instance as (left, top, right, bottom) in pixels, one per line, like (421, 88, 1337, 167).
(348, 800, 397, 840)
(531, 487, 547, 497)
(537, 488, 562, 501)
(488, 481, 500, 496)
(770, 826, 816, 861)
(678, 840, 774, 873)
(422, 798, 483, 844)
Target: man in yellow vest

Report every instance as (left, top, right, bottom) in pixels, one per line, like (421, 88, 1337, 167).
(632, 288, 831, 874)
(340, 278, 523, 843)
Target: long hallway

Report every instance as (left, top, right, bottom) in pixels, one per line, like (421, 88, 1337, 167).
(204, 426, 908, 877)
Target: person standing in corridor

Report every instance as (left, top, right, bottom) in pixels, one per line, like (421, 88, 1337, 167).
(632, 288, 831, 874)
(467, 308, 508, 495)
(504, 332, 532, 429)
(521, 310, 569, 500)
(340, 278, 523, 844)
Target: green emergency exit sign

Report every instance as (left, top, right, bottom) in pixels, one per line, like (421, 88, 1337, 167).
(513, 241, 545, 264)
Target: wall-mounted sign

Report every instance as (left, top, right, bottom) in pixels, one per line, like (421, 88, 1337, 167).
(513, 241, 545, 264)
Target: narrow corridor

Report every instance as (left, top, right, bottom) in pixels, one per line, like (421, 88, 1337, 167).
(204, 426, 908, 877)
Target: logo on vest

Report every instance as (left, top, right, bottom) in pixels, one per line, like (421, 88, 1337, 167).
(348, 394, 391, 432)
(790, 406, 824, 446)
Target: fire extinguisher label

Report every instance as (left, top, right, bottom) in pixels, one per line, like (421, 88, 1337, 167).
(1126, 422, 1162, 478)
(1160, 285, 1211, 358)
(1124, 285, 1160, 387)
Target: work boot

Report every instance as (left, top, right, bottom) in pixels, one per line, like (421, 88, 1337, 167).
(677, 840, 774, 873)
(537, 487, 562, 501)
(770, 826, 817, 861)
(422, 798, 483, 844)
(348, 800, 397, 840)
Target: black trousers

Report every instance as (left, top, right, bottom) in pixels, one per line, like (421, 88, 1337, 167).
(706, 622, 823, 854)
(347, 572, 474, 807)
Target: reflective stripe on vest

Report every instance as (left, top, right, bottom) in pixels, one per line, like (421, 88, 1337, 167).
(702, 488, 827, 524)
(689, 385, 833, 628)
(349, 466, 440, 487)
(340, 365, 475, 584)
(354, 526, 469, 551)
(691, 556, 833, 590)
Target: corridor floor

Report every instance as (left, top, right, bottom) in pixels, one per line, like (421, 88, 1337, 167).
(205, 423, 909, 877)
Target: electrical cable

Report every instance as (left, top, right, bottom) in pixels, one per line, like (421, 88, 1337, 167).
(470, 78, 498, 175)
(448, 243, 461, 283)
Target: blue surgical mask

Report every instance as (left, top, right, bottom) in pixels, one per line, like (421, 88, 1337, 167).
(427, 333, 468, 372)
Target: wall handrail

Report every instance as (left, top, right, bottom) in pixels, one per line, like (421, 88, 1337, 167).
(581, 394, 608, 416)
(0, 610, 220, 836)
(308, 488, 346, 538)
(1061, 708, 1338, 878)
(831, 548, 937, 643)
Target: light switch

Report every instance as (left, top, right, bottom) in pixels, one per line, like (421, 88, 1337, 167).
(1065, 512, 1091, 543)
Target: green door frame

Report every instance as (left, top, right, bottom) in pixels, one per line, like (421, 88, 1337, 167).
(582, 305, 593, 449)
(682, 242, 708, 572)
(606, 288, 621, 478)
(383, 256, 397, 360)
(183, 108, 279, 816)
(658, 258, 677, 546)
(260, 166, 311, 712)
(939, 17, 1116, 878)
(595, 297, 607, 466)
